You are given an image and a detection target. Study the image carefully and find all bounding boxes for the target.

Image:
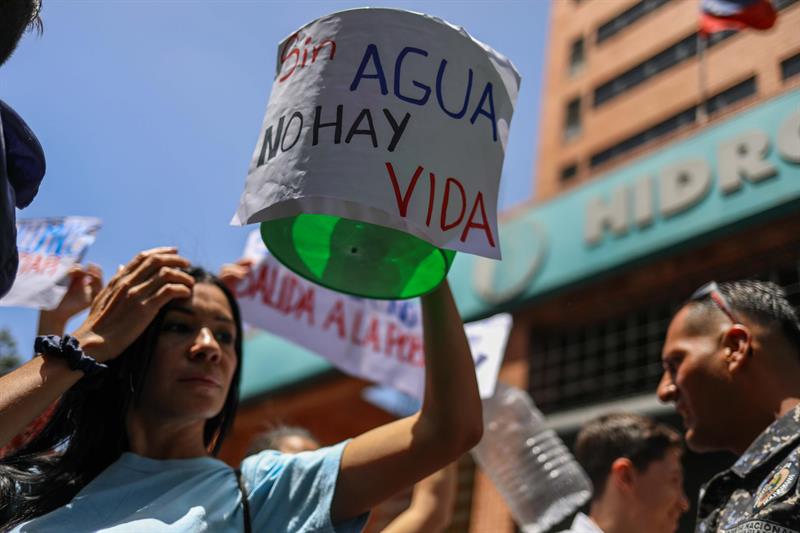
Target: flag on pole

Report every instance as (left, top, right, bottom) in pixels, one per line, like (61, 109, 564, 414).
(699, 0, 777, 35)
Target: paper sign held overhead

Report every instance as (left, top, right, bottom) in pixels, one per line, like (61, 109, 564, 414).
(0, 217, 101, 310)
(232, 8, 520, 260)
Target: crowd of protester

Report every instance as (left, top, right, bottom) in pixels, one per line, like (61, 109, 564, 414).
(1, 1, 799, 531)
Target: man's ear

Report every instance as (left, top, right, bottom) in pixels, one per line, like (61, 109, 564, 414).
(610, 457, 636, 492)
(721, 324, 751, 374)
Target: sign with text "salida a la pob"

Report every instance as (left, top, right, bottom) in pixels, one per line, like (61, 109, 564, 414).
(232, 8, 520, 298)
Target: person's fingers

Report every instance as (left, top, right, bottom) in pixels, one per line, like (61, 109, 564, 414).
(142, 282, 194, 310)
(86, 267, 104, 300)
(128, 267, 195, 303)
(107, 247, 179, 289)
(219, 263, 248, 280)
(121, 253, 190, 292)
(236, 258, 255, 267)
(91, 250, 181, 315)
(85, 263, 103, 279)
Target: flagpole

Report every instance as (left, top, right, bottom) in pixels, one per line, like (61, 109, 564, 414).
(697, 32, 708, 125)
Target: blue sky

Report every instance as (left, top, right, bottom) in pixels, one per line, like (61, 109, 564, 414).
(0, 0, 550, 354)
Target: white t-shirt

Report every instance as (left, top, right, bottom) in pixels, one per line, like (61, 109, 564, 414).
(12, 441, 367, 532)
(559, 512, 604, 533)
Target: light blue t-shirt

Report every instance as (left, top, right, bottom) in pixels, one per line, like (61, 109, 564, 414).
(12, 441, 367, 532)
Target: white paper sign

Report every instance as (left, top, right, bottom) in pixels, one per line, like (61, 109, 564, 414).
(232, 8, 520, 260)
(236, 230, 511, 398)
(0, 217, 102, 310)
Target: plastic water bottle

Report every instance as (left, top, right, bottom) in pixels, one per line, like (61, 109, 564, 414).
(471, 383, 592, 533)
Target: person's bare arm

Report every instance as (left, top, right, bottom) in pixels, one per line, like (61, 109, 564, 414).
(330, 281, 481, 523)
(381, 462, 458, 533)
(0, 248, 192, 448)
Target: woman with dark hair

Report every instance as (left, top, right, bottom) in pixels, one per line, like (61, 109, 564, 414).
(0, 246, 482, 532)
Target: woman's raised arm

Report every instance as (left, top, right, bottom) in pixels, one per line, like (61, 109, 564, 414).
(330, 280, 482, 523)
(0, 247, 193, 449)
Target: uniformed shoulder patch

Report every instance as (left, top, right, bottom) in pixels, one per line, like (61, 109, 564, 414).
(754, 454, 799, 510)
(721, 521, 799, 533)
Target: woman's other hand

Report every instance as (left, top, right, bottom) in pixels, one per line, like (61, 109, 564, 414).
(218, 258, 253, 293)
(37, 263, 104, 335)
(71, 247, 194, 362)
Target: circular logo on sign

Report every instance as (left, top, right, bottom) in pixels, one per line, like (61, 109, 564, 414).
(473, 219, 548, 305)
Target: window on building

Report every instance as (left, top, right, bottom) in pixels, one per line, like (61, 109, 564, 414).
(528, 256, 800, 414)
(564, 97, 582, 141)
(589, 77, 756, 169)
(781, 52, 800, 81)
(596, 0, 673, 44)
(560, 163, 579, 183)
(569, 37, 586, 76)
(704, 76, 757, 114)
(593, 31, 737, 108)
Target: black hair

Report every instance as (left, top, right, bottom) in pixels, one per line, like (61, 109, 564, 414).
(246, 425, 319, 455)
(0, 0, 43, 67)
(686, 280, 800, 353)
(574, 413, 681, 501)
(0, 267, 243, 529)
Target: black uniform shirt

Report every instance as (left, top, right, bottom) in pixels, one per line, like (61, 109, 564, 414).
(697, 404, 800, 533)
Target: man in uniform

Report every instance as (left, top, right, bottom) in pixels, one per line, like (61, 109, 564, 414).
(658, 280, 800, 531)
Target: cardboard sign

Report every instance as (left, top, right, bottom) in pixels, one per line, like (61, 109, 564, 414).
(0, 217, 101, 310)
(232, 8, 520, 260)
(235, 230, 510, 398)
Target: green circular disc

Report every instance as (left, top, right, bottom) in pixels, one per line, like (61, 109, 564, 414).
(260, 214, 456, 300)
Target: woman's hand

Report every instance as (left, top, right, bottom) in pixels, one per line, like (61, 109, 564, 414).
(218, 258, 254, 293)
(37, 264, 104, 335)
(71, 247, 195, 362)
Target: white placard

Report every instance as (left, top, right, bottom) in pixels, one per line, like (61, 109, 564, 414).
(236, 230, 510, 398)
(0, 217, 102, 310)
(232, 8, 520, 260)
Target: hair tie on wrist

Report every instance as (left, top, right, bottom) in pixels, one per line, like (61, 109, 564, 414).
(34, 334, 108, 376)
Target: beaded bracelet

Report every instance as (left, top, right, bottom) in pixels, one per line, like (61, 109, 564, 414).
(34, 334, 108, 376)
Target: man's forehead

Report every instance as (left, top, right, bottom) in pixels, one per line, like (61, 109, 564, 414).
(661, 307, 698, 357)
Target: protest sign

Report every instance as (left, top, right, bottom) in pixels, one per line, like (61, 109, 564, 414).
(236, 230, 510, 398)
(232, 8, 520, 299)
(0, 217, 101, 310)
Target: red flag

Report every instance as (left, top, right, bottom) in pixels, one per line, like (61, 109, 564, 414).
(699, 0, 777, 36)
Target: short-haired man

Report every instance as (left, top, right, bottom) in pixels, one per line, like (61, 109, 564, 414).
(658, 280, 800, 531)
(561, 413, 688, 533)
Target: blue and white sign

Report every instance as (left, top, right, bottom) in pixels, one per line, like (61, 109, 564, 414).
(0, 216, 102, 309)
